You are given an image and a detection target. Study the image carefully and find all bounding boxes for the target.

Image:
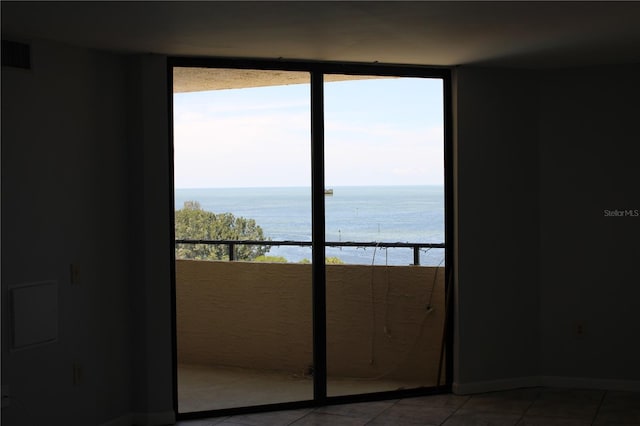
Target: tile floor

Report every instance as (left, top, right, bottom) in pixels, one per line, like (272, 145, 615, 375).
(176, 387, 640, 426)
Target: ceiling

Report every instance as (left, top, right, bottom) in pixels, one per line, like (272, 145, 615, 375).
(2, 1, 640, 69)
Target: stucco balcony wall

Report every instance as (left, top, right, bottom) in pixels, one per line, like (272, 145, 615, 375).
(176, 259, 445, 384)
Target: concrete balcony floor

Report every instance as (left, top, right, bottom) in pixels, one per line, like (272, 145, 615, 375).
(178, 363, 433, 413)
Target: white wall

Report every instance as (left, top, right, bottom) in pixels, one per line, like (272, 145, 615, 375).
(1, 40, 132, 425)
(538, 64, 640, 386)
(453, 63, 640, 394)
(125, 54, 175, 423)
(1, 41, 175, 426)
(453, 67, 540, 392)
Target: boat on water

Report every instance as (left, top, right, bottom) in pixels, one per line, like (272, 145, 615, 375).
(324, 189, 333, 195)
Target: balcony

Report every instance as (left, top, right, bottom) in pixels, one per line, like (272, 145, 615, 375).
(176, 243, 446, 413)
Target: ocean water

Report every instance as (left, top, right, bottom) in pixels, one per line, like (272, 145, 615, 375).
(174, 185, 445, 266)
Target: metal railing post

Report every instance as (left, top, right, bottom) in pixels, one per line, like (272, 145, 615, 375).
(228, 243, 235, 261)
(413, 246, 420, 266)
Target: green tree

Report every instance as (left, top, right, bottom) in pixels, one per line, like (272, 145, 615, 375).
(175, 201, 270, 261)
(254, 255, 288, 263)
(298, 257, 344, 264)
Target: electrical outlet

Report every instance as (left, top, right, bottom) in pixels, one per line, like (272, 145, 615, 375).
(73, 363, 83, 385)
(574, 322, 586, 336)
(1, 385, 9, 408)
(70, 264, 80, 285)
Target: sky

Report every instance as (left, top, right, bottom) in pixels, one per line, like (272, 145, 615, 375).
(173, 76, 444, 188)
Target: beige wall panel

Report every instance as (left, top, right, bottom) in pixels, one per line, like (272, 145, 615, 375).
(176, 260, 445, 382)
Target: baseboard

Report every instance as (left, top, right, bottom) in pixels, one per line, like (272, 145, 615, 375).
(131, 411, 176, 426)
(100, 414, 133, 426)
(452, 376, 538, 395)
(100, 411, 175, 426)
(453, 376, 640, 395)
(539, 376, 640, 392)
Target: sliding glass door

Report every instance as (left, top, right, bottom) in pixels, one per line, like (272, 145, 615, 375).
(173, 68, 313, 412)
(323, 76, 446, 396)
(171, 60, 450, 417)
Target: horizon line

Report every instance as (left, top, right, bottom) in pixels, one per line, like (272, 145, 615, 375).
(175, 183, 445, 190)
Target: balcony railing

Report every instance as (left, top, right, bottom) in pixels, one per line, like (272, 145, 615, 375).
(175, 239, 445, 265)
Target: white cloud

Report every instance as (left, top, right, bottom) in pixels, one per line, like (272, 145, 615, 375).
(174, 109, 311, 188)
(173, 80, 444, 188)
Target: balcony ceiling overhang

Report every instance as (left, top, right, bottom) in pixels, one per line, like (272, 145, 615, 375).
(172, 67, 396, 93)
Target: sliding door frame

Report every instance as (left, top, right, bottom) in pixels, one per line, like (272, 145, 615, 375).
(168, 57, 454, 420)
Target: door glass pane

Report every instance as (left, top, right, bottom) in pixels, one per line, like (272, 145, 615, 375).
(173, 68, 313, 412)
(324, 76, 445, 396)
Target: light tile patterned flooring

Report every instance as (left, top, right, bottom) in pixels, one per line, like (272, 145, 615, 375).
(176, 388, 640, 426)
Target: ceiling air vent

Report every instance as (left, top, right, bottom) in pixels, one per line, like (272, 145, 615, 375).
(2, 40, 31, 69)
